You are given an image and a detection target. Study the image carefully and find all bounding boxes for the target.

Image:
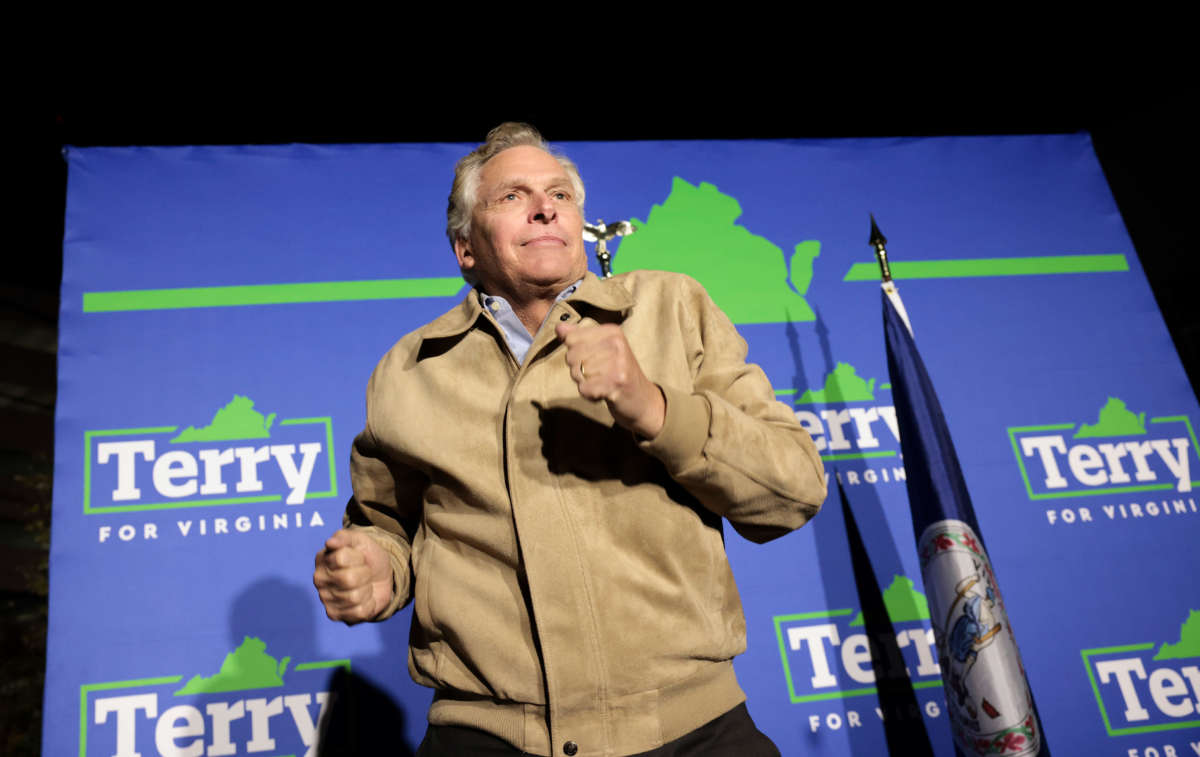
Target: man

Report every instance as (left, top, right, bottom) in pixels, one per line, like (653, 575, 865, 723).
(314, 123, 826, 756)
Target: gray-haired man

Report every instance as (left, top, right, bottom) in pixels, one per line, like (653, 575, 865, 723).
(314, 124, 826, 756)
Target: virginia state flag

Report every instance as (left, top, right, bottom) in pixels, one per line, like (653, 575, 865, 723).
(883, 283, 1049, 757)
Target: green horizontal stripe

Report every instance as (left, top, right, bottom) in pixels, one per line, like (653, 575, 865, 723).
(843, 254, 1129, 281)
(84, 277, 466, 312)
(86, 494, 280, 514)
(293, 659, 352, 671)
(821, 451, 898, 461)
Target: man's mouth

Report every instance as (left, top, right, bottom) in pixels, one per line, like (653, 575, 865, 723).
(522, 235, 566, 246)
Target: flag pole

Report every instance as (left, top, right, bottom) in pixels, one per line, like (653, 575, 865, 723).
(870, 213, 892, 283)
(874, 216, 1049, 756)
(870, 213, 913, 335)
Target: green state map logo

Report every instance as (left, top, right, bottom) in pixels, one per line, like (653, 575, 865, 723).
(775, 575, 941, 704)
(82, 636, 346, 757)
(782, 362, 907, 488)
(85, 395, 337, 514)
(1082, 609, 1200, 737)
(613, 177, 819, 324)
(1008, 397, 1198, 500)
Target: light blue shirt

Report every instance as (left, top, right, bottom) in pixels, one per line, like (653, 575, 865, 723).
(480, 280, 582, 365)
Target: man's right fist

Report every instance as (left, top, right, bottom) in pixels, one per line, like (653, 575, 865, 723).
(313, 528, 393, 625)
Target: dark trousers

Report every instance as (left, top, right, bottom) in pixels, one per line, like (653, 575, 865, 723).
(415, 702, 780, 757)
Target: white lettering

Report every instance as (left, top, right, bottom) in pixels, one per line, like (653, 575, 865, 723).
(154, 704, 203, 757)
(1096, 658, 1151, 721)
(244, 696, 284, 751)
(197, 448, 235, 495)
(904, 628, 940, 676)
(205, 700, 244, 756)
(848, 408, 881, 449)
(1182, 667, 1200, 709)
(795, 411, 825, 453)
(841, 633, 874, 684)
(95, 693, 157, 757)
(1127, 441, 1159, 481)
(271, 443, 322, 505)
(821, 409, 854, 452)
(1149, 668, 1195, 718)
(1021, 436, 1068, 488)
(97, 440, 156, 501)
(283, 693, 329, 757)
(788, 624, 841, 688)
(1097, 443, 1132, 483)
(1068, 444, 1107, 487)
(153, 451, 198, 499)
(877, 406, 900, 442)
(1151, 439, 1193, 492)
(233, 446, 271, 493)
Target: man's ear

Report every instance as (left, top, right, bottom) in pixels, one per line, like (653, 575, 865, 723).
(453, 236, 475, 273)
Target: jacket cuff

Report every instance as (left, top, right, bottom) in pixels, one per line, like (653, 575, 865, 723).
(346, 523, 411, 621)
(640, 384, 710, 471)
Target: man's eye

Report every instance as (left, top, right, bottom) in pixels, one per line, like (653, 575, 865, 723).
(502, 192, 519, 201)
(553, 191, 569, 200)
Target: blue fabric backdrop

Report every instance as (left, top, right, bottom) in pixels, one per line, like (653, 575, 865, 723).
(48, 136, 1200, 757)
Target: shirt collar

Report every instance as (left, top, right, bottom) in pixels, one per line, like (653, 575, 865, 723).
(418, 271, 634, 343)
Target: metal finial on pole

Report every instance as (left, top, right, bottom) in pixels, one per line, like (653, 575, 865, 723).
(869, 213, 892, 283)
(583, 219, 634, 279)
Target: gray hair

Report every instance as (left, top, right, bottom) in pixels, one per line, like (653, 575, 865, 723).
(446, 122, 586, 248)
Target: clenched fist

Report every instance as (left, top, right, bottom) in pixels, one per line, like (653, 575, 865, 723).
(555, 321, 666, 439)
(313, 528, 393, 625)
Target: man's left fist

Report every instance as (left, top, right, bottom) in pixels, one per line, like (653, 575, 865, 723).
(555, 321, 666, 439)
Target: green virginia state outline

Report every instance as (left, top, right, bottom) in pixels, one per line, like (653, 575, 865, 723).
(797, 362, 876, 404)
(175, 636, 291, 695)
(172, 395, 276, 443)
(1154, 609, 1200, 660)
(1074, 397, 1147, 438)
(612, 177, 818, 324)
(850, 575, 931, 626)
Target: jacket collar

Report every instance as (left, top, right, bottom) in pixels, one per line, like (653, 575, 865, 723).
(418, 271, 634, 344)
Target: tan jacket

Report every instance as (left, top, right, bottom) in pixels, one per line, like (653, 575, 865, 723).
(346, 270, 825, 756)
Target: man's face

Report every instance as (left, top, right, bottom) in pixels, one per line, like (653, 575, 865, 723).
(454, 145, 587, 303)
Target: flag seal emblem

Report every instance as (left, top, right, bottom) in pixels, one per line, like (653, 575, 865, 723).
(919, 518, 1041, 756)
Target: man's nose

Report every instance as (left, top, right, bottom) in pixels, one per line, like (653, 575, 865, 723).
(530, 193, 557, 223)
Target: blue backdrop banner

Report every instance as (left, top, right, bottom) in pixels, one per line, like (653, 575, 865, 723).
(48, 135, 1200, 757)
